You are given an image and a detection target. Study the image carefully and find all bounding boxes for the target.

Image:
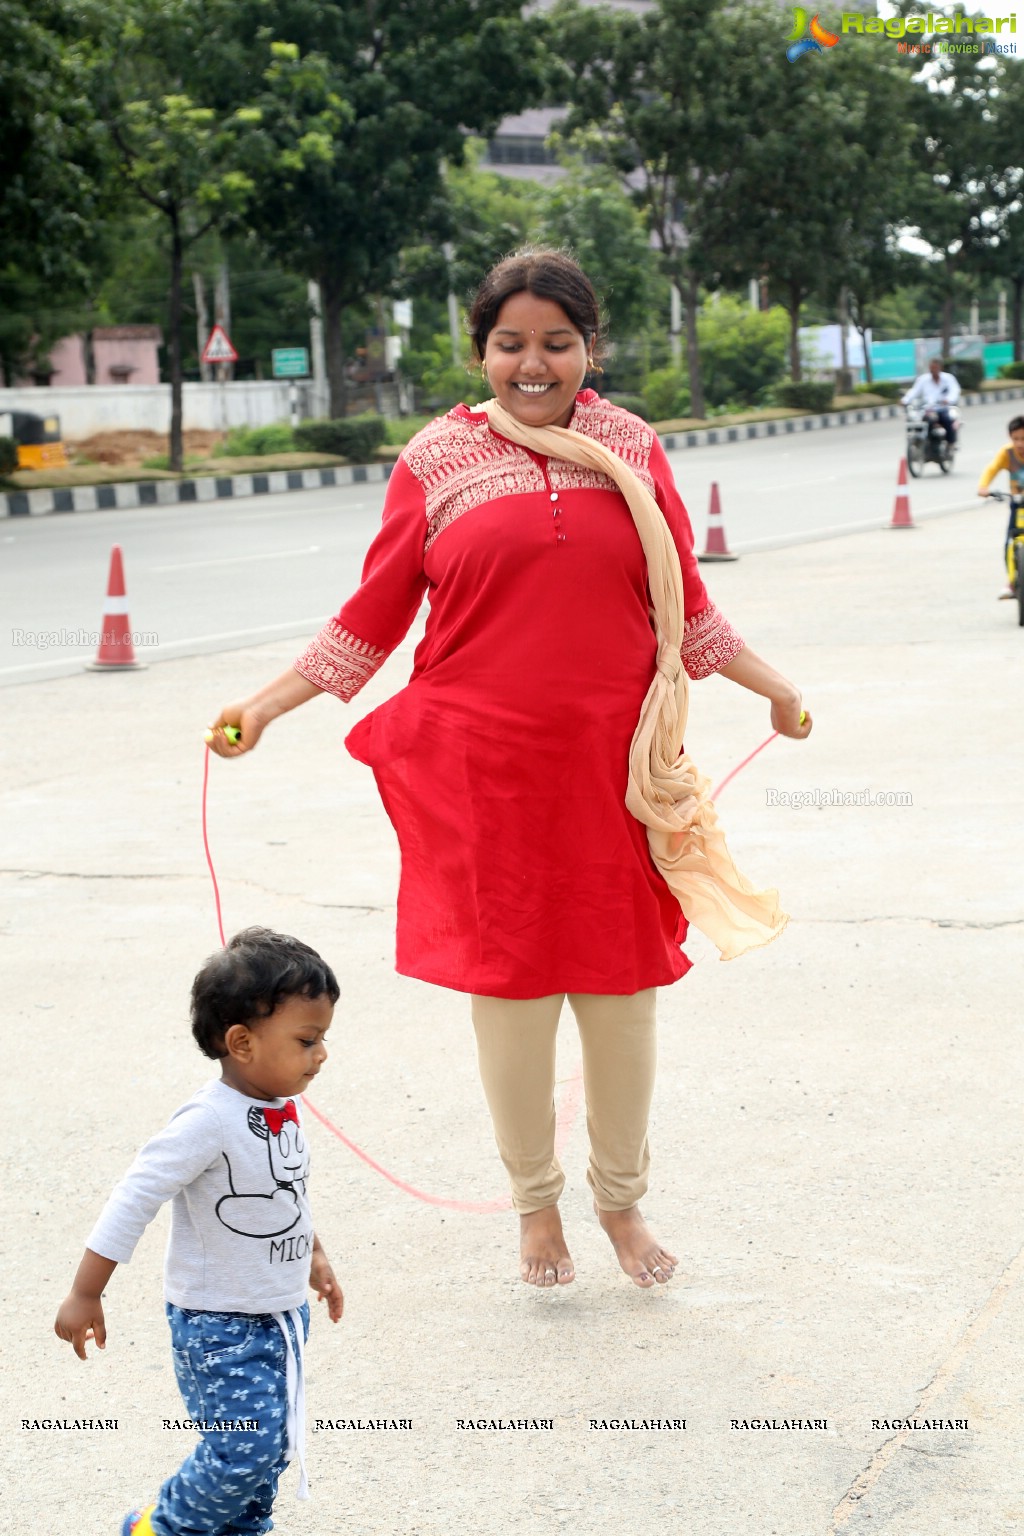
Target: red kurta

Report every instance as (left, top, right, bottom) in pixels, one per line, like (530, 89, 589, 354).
(295, 393, 744, 998)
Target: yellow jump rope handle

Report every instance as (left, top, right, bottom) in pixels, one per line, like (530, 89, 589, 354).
(204, 724, 242, 745)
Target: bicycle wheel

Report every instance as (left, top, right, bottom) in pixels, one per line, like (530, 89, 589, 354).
(1016, 541, 1024, 628)
(906, 439, 925, 477)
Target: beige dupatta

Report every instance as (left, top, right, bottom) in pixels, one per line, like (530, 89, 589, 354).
(480, 398, 787, 961)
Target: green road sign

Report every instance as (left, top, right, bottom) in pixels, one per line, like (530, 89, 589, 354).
(272, 347, 310, 378)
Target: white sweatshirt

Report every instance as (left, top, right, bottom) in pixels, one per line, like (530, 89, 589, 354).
(87, 1079, 314, 1312)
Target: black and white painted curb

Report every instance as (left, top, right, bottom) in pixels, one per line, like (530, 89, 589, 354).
(659, 388, 1024, 451)
(2, 460, 393, 519)
(4, 388, 1022, 518)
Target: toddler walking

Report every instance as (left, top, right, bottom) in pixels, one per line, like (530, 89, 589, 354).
(55, 927, 344, 1535)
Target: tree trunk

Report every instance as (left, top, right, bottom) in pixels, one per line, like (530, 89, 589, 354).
(168, 210, 184, 473)
(838, 285, 850, 385)
(322, 275, 347, 419)
(683, 269, 704, 420)
(941, 289, 954, 357)
(1013, 274, 1023, 363)
(857, 324, 873, 384)
(193, 271, 212, 384)
(788, 284, 802, 381)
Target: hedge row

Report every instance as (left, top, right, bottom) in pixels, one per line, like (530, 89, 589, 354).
(942, 357, 984, 390)
(293, 413, 387, 461)
(772, 380, 835, 412)
(854, 380, 904, 401)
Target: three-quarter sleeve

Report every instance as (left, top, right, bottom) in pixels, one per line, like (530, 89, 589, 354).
(647, 433, 745, 679)
(294, 458, 430, 702)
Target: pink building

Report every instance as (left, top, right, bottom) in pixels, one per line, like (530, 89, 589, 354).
(19, 326, 163, 386)
(92, 325, 163, 385)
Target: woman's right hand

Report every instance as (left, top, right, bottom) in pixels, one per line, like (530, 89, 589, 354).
(206, 698, 270, 756)
(206, 667, 326, 756)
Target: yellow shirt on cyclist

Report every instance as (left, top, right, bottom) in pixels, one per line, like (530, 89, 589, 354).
(977, 444, 1024, 497)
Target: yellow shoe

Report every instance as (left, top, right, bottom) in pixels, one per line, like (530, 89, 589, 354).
(121, 1508, 156, 1536)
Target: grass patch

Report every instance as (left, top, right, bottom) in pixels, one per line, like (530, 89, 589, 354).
(652, 406, 805, 432)
(3, 452, 348, 491)
(6, 464, 179, 489)
(183, 452, 346, 474)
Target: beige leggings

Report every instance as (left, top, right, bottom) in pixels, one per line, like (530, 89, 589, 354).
(470, 991, 657, 1214)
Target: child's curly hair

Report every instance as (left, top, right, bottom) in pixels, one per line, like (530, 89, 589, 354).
(191, 927, 340, 1060)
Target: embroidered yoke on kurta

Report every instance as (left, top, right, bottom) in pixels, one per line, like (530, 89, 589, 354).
(295, 392, 744, 998)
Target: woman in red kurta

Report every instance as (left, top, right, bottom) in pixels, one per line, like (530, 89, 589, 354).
(209, 250, 811, 1291)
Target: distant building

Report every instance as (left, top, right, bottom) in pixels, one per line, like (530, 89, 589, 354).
(483, 108, 567, 183)
(17, 326, 163, 387)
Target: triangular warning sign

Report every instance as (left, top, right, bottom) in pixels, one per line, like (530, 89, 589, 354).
(202, 324, 238, 364)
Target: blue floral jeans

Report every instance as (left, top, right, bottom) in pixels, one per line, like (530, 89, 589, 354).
(152, 1303, 309, 1536)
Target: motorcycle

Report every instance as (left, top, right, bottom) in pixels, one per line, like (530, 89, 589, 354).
(905, 403, 959, 476)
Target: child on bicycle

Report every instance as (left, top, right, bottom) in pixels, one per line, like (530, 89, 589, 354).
(54, 927, 344, 1536)
(977, 414, 1024, 597)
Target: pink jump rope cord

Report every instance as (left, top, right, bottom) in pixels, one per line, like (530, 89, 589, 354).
(202, 728, 783, 1211)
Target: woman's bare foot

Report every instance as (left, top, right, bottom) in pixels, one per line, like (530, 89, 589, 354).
(596, 1204, 679, 1288)
(519, 1205, 575, 1287)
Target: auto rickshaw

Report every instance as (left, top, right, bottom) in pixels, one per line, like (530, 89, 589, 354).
(0, 410, 69, 470)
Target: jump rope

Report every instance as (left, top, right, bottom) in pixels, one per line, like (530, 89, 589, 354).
(201, 720, 799, 1214)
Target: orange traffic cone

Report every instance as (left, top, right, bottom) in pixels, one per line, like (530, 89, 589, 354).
(86, 544, 146, 670)
(891, 458, 914, 529)
(697, 481, 739, 562)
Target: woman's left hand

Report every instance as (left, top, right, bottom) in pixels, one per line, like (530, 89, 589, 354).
(771, 688, 812, 739)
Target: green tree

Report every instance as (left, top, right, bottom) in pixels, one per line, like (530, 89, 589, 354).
(445, 144, 548, 300)
(697, 297, 789, 409)
(985, 55, 1024, 360)
(90, 214, 314, 379)
(225, 0, 548, 416)
(552, 0, 734, 417)
(0, 0, 112, 382)
(539, 132, 659, 343)
(693, 11, 917, 383)
(89, 2, 348, 468)
(895, 20, 1011, 354)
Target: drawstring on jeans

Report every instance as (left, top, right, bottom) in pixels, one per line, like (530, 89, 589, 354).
(271, 1308, 309, 1501)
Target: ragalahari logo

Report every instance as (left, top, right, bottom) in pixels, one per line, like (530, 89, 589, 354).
(787, 8, 840, 60)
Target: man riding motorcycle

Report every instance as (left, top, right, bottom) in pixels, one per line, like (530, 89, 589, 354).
(901, 357, 961, 444)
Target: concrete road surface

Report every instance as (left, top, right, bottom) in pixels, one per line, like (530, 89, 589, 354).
(2, 487, 1022, 1533)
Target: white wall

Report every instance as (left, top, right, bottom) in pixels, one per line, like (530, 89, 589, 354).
(0, 379, 329, 439)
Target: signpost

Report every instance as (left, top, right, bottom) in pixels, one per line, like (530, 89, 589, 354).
(272, 347, 310, 427)
(201, 324, 238, 366)
(201, 325, 238, 433)
(272, 347, 310, 378)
